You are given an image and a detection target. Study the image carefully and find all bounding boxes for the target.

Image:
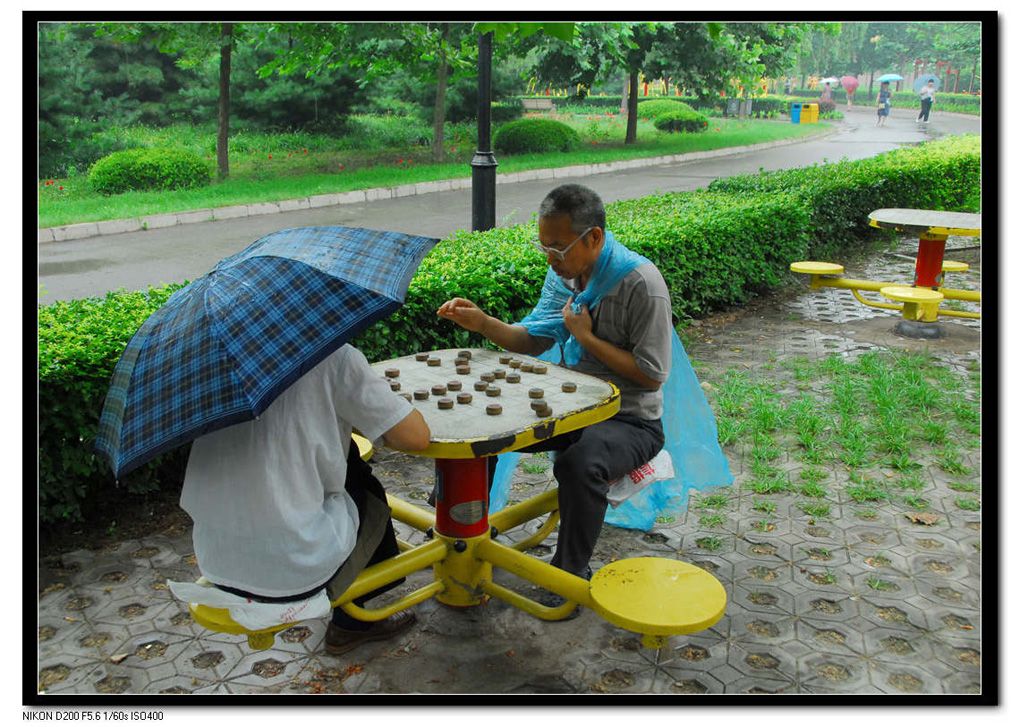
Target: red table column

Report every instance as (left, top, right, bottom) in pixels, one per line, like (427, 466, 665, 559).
(433, 458, 490, 539)
(914, 234, 947, 288)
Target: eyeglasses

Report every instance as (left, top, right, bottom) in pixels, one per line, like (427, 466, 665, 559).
(531, 227, 593, 262)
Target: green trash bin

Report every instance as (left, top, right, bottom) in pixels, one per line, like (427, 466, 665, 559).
(790, 102, 802, 124)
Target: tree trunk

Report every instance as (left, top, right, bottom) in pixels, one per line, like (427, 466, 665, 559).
(969, 56, 978, 93)
(432, 23, 449, 163)
(217, 23, 233, 181)
(625, 68, 638, 144)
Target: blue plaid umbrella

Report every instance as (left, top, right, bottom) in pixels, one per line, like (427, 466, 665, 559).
(95, 225, 438, 478)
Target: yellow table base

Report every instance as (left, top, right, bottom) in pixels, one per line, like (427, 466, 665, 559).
(188, 488, 727, 651)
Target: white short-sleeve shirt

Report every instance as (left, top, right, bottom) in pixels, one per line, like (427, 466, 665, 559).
(180, 345, 413, 597)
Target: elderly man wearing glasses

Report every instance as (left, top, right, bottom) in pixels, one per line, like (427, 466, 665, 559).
(436, 183, 675, 617)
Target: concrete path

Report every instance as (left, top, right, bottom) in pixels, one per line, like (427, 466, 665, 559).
(36, 106, 979, 303)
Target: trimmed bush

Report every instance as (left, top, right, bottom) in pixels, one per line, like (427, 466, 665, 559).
(653, 108, 709, 133)
(38, 135, 982, 522)
(637, 99, 698, 120)
(88, 147, 212, 194)
(493, 118, 579, 155)
(818, 100, 837, 115)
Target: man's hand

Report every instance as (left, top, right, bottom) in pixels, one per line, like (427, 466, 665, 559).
(437, 297, 489, 334)
(562, 296, 593, 342)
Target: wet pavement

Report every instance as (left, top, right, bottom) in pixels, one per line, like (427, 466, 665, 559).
(36, 234, 983, 696)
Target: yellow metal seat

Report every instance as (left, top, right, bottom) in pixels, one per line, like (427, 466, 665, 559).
(588, 558, 727, 649)
(353, 432, 373, 461)
(790, 261, 845, 275)
(941, 260, 969, 273)
(880, 286, 944, 322)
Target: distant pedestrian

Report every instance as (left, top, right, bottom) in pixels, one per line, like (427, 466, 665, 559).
(820, 82, 833, 104)
(876, 81, 892, 126)
(917, 80, 936, 123)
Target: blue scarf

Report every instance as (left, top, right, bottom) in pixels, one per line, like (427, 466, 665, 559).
(490, 231, 733, 530)
(517, 231, 649, 364)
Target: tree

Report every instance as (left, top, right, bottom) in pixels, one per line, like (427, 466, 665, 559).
(257, 23, 478, 163)
(94, 22, 245, 180)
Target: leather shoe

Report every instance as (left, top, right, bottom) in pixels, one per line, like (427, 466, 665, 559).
(324, 611, 417, 656)
(533, 566, 592, 621)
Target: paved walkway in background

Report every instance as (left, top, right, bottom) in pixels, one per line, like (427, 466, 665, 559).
(36, 106, 980, 303)
(37, 237, 982, 695)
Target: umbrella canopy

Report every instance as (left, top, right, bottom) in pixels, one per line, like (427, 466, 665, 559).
(819, 77, 840, 85)
(877, 73, 904, 83)
(840, 75, 860, 93)
(913, 74, 942, 93)
(95, 225, 439, 478)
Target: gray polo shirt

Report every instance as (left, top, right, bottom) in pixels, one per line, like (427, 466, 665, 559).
(542, 263, 673, 420)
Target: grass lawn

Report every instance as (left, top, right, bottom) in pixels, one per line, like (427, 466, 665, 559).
(702, 350, 980, 524)
(38, 114, 829, 228)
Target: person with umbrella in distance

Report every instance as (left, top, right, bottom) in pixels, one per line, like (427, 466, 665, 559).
(917, 79, 937, 123)
(876, 80, 893, 126)
(95, 225, 438, 655)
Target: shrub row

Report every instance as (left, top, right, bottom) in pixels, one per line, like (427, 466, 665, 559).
(709, 134, 981, 258)
(37, 134, 982, 522)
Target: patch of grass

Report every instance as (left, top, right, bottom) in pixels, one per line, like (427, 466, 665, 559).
(893, 473, 926, 492)
(936, 447, 970, 475)
(948, 481, 979, 493)
(695, 536, 724, 551)
(799, 481, 829, 498)
(902, 495, 929, 510)
(798, 501, 831, 518)
(655, 514, 676, 524)
(919, 419, 949, 446)
(694, 494, 730, 510)
(751, 500, 776, 514)
(866, 577, 897, 591)
(698, 513, 725, 528)
(748, 473, 793, 495)
(750, 432, 782, 463)
(954, 498, 980, 511)
(886, 453, 922, 472)
(799, 466, 829, 485)
(520, 456, 549, 474)
(855, 508, 879, 520)
(846, 477, 890, 503)
(815, 569, 838, 585)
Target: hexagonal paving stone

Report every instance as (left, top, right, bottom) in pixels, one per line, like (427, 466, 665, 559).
(929, 636, 982, 675)
(224, 652, 307, 689)
(857, 596, 927, 632)
(794, 617, 868, 657)
(923, 607, 981, 640)
(171, 639, 248, 682)
(905, 552, 973, 582)
(729, 612, 797, 646)
(869, 660, 945, 694)
(798, 653, 871, 693)
(861, 628, 943, 671)
(850, 571, 918, 600)
(792, 590, 860, 623)
(726, 641, 799, 681)
(731, 583, 796, 616)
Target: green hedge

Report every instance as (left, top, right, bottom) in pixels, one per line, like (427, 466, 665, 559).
(709, 134, 981, 258)
(88, 147, 212, 194)
(38, 285, 190, 522)
(493, 118, 580, 155)
(37, 134, 982, 522)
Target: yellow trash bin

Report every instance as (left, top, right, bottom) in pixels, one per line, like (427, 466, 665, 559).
(801, 103, 819, 123)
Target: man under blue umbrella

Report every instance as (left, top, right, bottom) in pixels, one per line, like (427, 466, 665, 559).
(96, 225, 438, 655)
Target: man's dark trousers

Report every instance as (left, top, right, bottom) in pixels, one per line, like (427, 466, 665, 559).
(498, 413, 664, 577)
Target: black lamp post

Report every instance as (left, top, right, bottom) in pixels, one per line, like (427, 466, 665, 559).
(471, 31, 497, 232)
